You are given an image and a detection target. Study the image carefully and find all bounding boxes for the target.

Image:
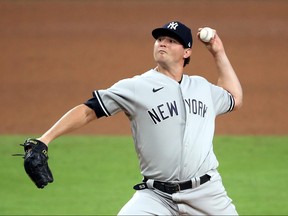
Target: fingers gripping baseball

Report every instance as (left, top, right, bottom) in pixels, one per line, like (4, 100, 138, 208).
(199, 27, 215, 43)
(197, 27, 224, 55)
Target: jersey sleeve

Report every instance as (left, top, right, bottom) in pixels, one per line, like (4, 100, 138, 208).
(84, 78, 136, 118)
(210, 84, 235, 115)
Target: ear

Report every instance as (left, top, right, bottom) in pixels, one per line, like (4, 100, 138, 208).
(184, 48, 192, 59)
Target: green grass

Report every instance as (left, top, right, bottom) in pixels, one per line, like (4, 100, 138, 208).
(214, 136, 288, 215)
(1, 135, 288, 215)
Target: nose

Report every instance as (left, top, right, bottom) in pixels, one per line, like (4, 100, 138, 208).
(159, 37, 168, 47)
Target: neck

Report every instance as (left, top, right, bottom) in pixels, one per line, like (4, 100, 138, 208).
(155, 65, 184, 82)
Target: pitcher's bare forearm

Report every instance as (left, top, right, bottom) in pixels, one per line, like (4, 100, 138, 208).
(197, 29, 243, 110)
(38, 104, 96, 145)
(214, 50, 243, 110)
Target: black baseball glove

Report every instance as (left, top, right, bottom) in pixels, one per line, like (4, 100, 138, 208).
(14, 138, 54, 188)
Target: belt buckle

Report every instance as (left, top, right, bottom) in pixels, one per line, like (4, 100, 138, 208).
(165, 183, 181, 194)
(175, 183, 181, 192)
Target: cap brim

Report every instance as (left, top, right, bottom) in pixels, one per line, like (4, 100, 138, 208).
(152, 28, 185, 47)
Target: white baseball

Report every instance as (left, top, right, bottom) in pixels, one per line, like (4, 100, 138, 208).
(199, 27, 215, 42)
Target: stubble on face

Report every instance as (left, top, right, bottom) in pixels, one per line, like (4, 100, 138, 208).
(153, 40, 186, 68)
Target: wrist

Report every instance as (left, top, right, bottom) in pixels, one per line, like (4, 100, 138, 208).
(211, 48, 226, 58)
(37, 136, 50, 146)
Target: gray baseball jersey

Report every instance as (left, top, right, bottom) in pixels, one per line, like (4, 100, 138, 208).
(87, 69, 234, 182)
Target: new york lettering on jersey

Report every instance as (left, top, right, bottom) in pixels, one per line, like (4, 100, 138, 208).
(147, 98, 208, 124)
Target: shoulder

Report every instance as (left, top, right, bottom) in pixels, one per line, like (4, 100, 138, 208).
(183, 75, 210, 86)
(108, 70, 152, 90)
(187, 75, 209, 82)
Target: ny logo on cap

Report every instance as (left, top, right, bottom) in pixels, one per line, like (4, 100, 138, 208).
(167, 22, 178, 30)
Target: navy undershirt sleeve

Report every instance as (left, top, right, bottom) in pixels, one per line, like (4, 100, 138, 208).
(84, 97, 107, 118)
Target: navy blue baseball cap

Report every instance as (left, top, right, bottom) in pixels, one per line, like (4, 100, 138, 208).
(152, 21, 193, 48)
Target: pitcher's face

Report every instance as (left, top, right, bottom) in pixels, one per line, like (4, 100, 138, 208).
(153, 36, 190, 67)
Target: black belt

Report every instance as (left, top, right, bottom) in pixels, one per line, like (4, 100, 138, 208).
(133, 174, 211, 195)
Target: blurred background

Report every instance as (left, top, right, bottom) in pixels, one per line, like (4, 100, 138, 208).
(1, 1, 288, 215)
(1, 0, 287, 135)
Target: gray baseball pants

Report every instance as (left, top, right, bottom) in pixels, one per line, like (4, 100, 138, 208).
(118, 170, 238, 215)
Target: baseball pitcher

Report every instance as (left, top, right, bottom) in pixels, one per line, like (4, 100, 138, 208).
(17, 21, 243, 215)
